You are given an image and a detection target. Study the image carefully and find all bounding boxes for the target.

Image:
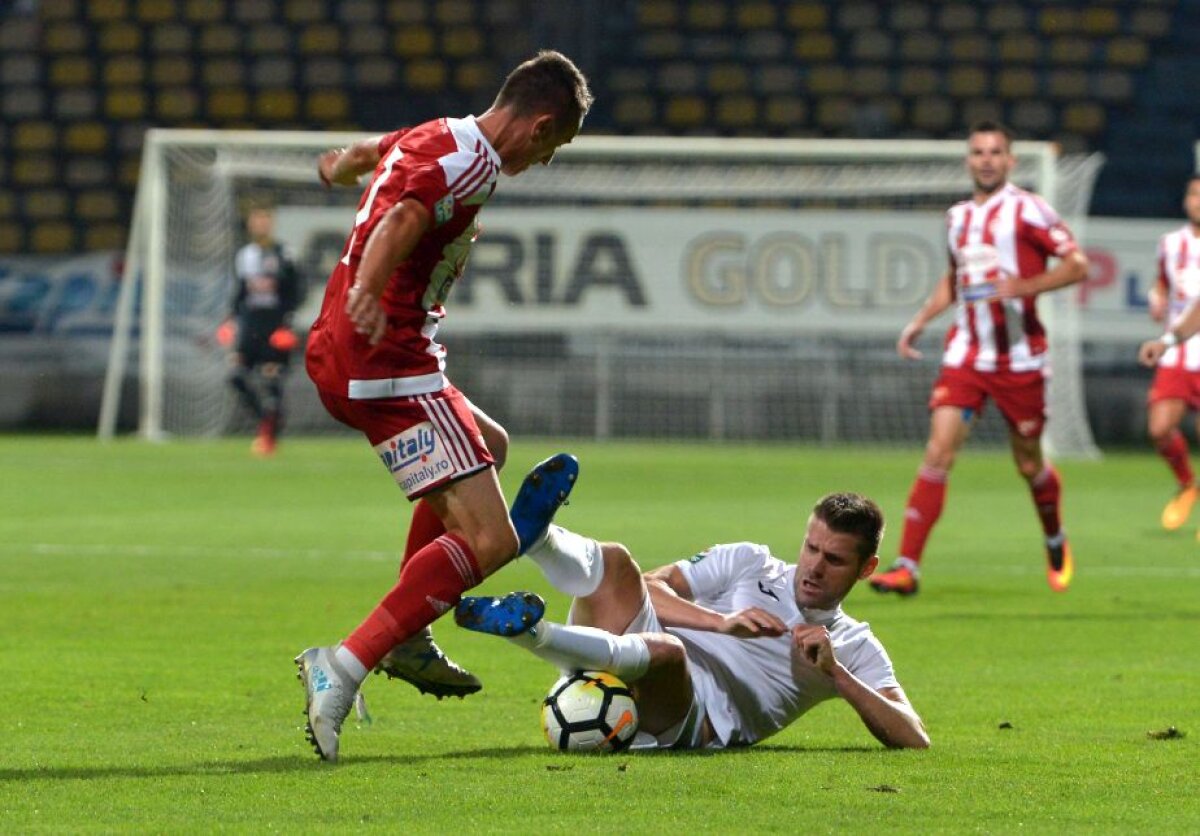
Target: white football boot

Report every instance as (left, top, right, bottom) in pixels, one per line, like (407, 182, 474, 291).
(294, 646, 356, 763)
(374, 627, 482, 699)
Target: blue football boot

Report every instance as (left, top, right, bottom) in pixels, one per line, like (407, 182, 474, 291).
(509, 453, 579, 555)
(455, 592, 546, 637)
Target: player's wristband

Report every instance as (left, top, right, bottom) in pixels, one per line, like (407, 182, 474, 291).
(1162, 331, 1180, 348)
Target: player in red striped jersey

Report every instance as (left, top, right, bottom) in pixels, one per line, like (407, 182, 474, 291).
(1137, 176, 1200, 532)
(869, 122, 1089, 598)
(294, 51, 593, 762)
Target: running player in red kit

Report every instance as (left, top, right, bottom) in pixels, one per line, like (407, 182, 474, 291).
(869, 121, 1088, 598)
(1141, 176, 1200, 532)
(295, 51, 593, 761)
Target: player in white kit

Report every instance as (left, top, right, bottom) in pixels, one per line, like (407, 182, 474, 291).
(458, 473, 929, 750)
(1139, 176, 1200, 532)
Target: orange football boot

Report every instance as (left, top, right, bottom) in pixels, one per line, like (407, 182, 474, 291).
(868, 563, 919, 597)
(1045, 537, 1073, 593)
(1161, 484, 1198, 531)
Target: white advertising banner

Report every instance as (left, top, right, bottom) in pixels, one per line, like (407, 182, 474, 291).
(276, 207, 1173, 343)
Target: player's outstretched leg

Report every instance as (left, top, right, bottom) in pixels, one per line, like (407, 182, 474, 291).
(455, 591, 546, 636)
(294, 646, 357, 763)
(1044, 534, 1073, 593)
(373, 626, 482, 699)
(510, 454, 578, 555)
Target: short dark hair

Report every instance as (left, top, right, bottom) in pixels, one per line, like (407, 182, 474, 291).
(494, 50, 594, 133)
(968, 119, 1015, 151)
(812, 493, 884, 563)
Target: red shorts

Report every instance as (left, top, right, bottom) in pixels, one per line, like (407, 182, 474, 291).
(318, 384, 494, 499)
(1148, 366, 1200, 409)
(929, 366, 1047, 438)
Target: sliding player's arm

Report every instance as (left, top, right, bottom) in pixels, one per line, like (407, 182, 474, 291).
(643, 564, 785, 638)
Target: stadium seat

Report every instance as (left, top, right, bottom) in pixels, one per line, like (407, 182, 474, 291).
(639, 31, 686, 60)
(84, 224, 128, 251)
(889, 2, 931, 32)
(609, 66, 653, 93)
(1062, 102, 1106, 136)
(794, 32, 836, 61)
(255, 89, 299, 121)
(985, 4, 1028, 33)
(998, 33, 1042, 64)
(961, 99, 1005, 127)
(936, 4, 979, 32)
(755, 64, 801, 95)
(395, 27, 436, 58)
(1091, 70, 1134, 103)
(613, 93, 656, 127)
(299, 25, 341, 55)
(302, 57, 346, 88)
(105, 88, 147, 120)
(155, 86, 199, 120)
(0, 16, 37, 53)
(735, 2, 775, 30)
(635, 0, 677, 27)
(183, 0, 224, 23)
(1009, 100, 1056, 135)
(76, 191, 121, 222)
(910, 97, 954, 132)
(1047, 69, 1089, 101)
(31, 221, 77, 253)
(433, 0, 473, 26)
(815, 96, 854, 133)
(151, 56, 193, 86)
(247, 24, 292, 54)
(1037, 8, 1080, 36)
(948, 33, 991, 63)
(442, 27, 483, 58)
(64, 156, 111, 188)
(837, 3, 880, 30)
(42, 0, 81, 20)
(947, 66, 989, 98)
(135, 0, 178, 24)
(202, 59, 246, 87)
(898, 32, 942, 63)
(251, 56, 295, 87)
(103, 56, 145, 87)
(385, 0, 429, 25)
(305, 89, 349, 122)
(354, 56, 399, 88)
(0, 224, 22, 254)
(687, 1, 728, 30)
(200, 24, 242, 53)
(86, 0, 128, 21)
(808, 65, 849, 96)
(207, 88, 249, 120)
(996, 68, 1038, 99)
(343, 25, 386, 56)
(98, 22, 143, 54)
(1129, 8, 1171, 38)
(664, 95, 708, 128)
(850, 30, 893, 63)
(743, 30, 787, 61)
(149, 24, 192, 53)
(707, 63, 750, 94)
(763, 96, 808, 128)
(1106, 37, 1149, 68)
(0, 190, 14, 220)
(23, 189, 70, 222)
(784, 3, 827, 30)
(2, 87, 45, 119)
(1081, 7, 1120, 36)
(284, 0, 325, 24)
(897, 66, 940, 97)
(63, 122, 108, 154)
(337, 0, 377, 25)
(1048, 37, 1093, 67)
(231, 0, 272, 23)
(659, 62, 701, 94)
(715, 95, 758, 129)
(13, 121, 56, 153)
(50, 56, 94, 88)
(403, 59, 447, 91)
(53, 89, 99, 120)
(452, 58, 491, 92)
(851, 67, 890, 97)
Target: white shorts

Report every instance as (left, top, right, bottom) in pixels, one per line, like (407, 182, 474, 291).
(570, 593, 714, 751)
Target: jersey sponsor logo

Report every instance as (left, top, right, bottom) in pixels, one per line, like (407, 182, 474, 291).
(959, 281, 998, 303)
(687, 550, 710, 564)
(757, 580, 779, 601)
(374, 422, 454, 493)
(434, 193, 455, 227)
(958, 242, 1001, 274)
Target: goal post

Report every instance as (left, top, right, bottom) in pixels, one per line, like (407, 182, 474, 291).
(100, 129, 1104, 458)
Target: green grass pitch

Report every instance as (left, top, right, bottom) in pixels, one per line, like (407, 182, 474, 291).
(2, 436, 1197, 832)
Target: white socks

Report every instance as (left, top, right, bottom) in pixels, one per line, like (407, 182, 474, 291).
(509, 621, 650, 681)
(335, 645, 368, 684)
(524, 525, 605, 597)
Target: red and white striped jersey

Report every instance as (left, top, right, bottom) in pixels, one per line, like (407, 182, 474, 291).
(307, 116, 500, 399)
(1155, 225, 1200, 371)
(941, 183, 1079, 373)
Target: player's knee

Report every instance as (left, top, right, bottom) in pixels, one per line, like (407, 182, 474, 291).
(1013, 456, 1041, 481)
(644, 633, 687, 673)
(600, 542, 642, 587)
(1147, 420, 1172, 445)
(469, 523, 521, 569)
(923, 442, 955, 470)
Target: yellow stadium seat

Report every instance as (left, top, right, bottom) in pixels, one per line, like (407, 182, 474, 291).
(150, 24, 191, 53)
(255, 89, 299, 122)
(1048, 37, 1093, 66)
(202, 59, 245, 87)
(23, 189, 70, 221)
(13, 121, 57, 152)
(151, 56, 193, 86)
(949, 33, 991, 63)
(708, 64, 750, 94)
(44, 22, 89, 53)
(736, 2, 775, 29)
(404, 59, 446, 91)
(442, 27, 482, 58)
(136, 0, 178, 24)
(785, 3, 827, 31)
(636, 0, 677, 27)
(50, 56, 94, 87)
(815, 96, 854, 132)
(155, 87, 199, 120)
(664, 95, 708, 128)
(687, 1, 727, 30)
(305, 89, 349, 122)
(794, 32, 836, 61)
(230, 0, 270, 23)
(996, 68, 1038, 99)
(354, 57, 399, 88)
(106, 88, 147, 119)
(715, 95, 758, 128)
(0, 190, 14, 218)
(200, 24, 240, 53)
(433, 0, 472, 26)
(898, 32, 942, 62)
(613, 94, 656, 127)
(104, 56, 145, 86)
(248, 24, 292, 54)
(207, 88, 249, 121)
(910, 96, 954, 132)
(851, 29, 892, 62)
(40, 0, 80, 20)
(385, 0, 429, 25)
(937, 4, 978, 32)
(1037, 8, 1079, 36)
(299, 25, 341, 54)
(344, 25, 386, 56)
(395, 27, 435, 58)
(251, 56, 295, 87)
(850, 66, 890, 96)
(284, 0, 324, 24)
(183, 0, 224, 23)
(808, 64, 848, 95)
(947, 65, 989, 98)
(764, 97, 807, 128)
(985, 4, 1028, 33)
(118, 157, 142, 188)
(0, 225, 22, 254)
(338, 0, 378, 25)
(86, 0, 128, 21)
(961, 99, 1005, 127)
(99, 23, 143, 54)
(31, 222, 77, 254)
(85, 224, 129, 251)
(998, 33, 1041, 64)
(454, 60, 494, 92)
(64, 122, 109, 154)
(897, 66, 940, 97)
(1062, 102, 1106, 136)
(1106, 38, 1149, 68)
(1081, 7, 1119, 35)
(1046, 69, 1089, 101)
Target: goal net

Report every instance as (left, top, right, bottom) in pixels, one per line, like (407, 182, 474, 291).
(100, 130, 1104, 457)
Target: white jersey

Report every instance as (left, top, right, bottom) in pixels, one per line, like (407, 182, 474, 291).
(670, 542, 898, 748)
(1155, 225, 1200, 371)
(942, 183, 1079, 373)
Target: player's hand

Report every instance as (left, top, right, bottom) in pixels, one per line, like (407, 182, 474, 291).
(897, 321, 925, 359)
(346, 283, 387, 345)
(318, 149, 359, 188)
(268, 326, 299, 351)
(790, 624, 836, 677)
(215, 319, 236, 347)
(1138, 338, 1168, 367)
(993, 272, 1027, 299)
(717, 607, 787, 638)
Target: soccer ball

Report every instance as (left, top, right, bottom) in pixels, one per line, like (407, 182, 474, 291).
(541, 670, 639, 753)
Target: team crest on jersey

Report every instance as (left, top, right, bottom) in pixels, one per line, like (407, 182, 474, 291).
(688, 550, 711, 564)
(374, 422, 454, 493)
(434, 193, 454, 227)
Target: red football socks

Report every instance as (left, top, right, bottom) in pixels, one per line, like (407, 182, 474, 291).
(897, 465, 948, 565)
(1030, 466, 1063, 538)
(342, 533, 481, 670)
(1155, 430, 1194, 489)
(401, 499, 447, 571)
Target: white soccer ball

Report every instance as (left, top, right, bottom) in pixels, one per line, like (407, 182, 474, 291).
(541, 670, 639, 753)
